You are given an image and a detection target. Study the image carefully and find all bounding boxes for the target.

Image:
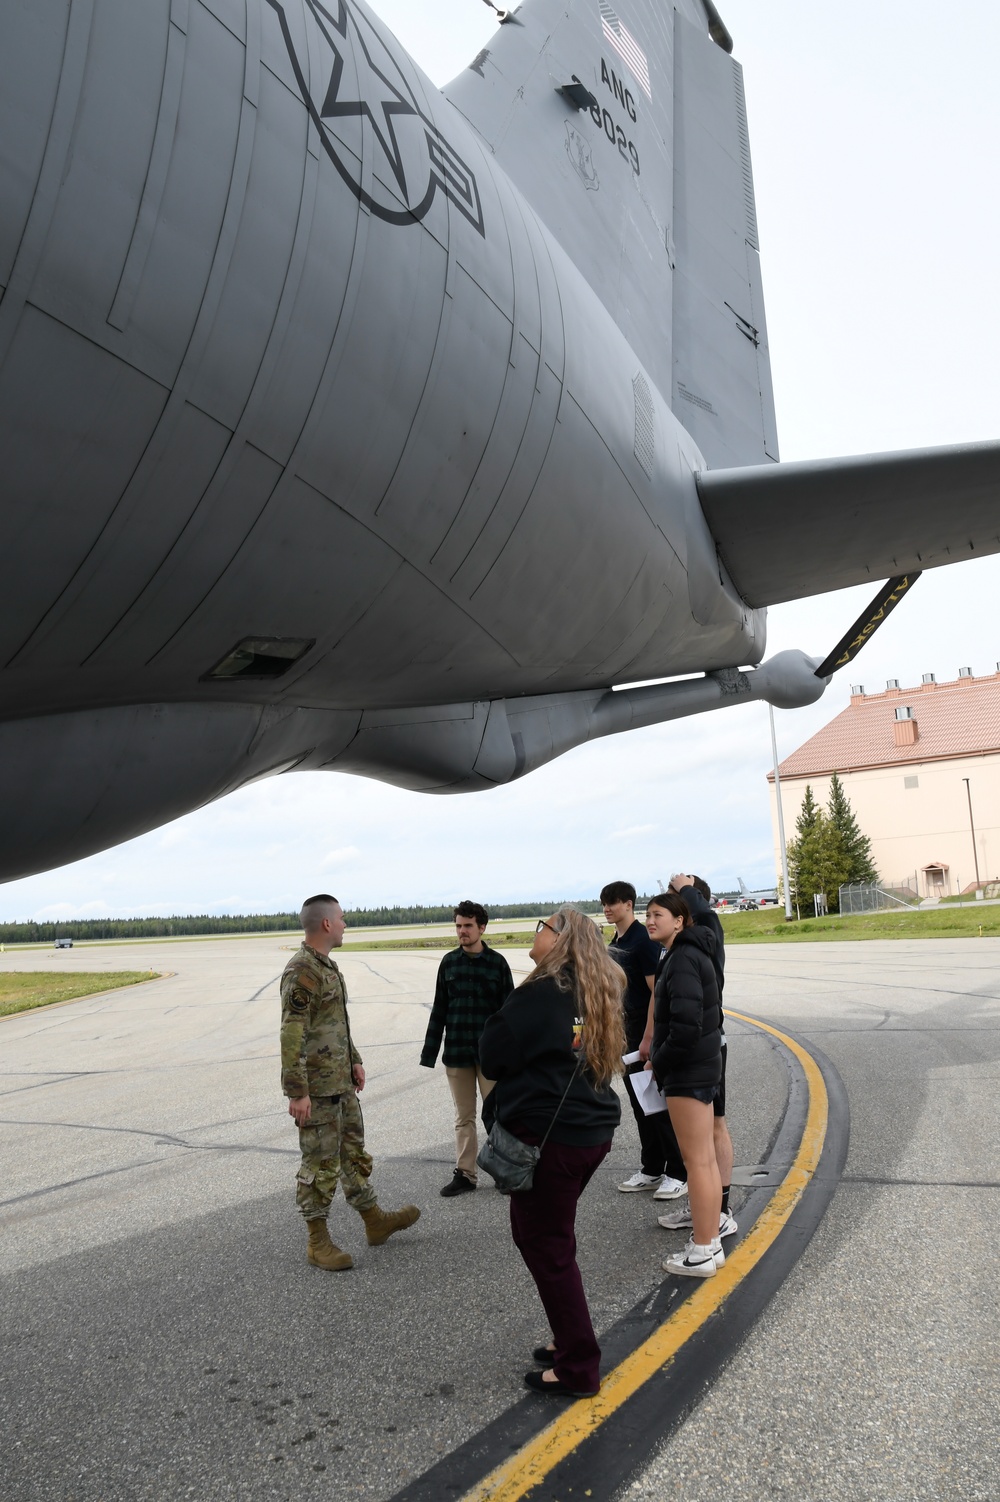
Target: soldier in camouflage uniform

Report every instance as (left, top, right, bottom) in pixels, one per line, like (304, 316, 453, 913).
(281, 893, 420, 1270)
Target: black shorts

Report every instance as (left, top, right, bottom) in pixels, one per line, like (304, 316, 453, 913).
(666, 1084, 719, 1106)
(715, 1040, 727, 1119)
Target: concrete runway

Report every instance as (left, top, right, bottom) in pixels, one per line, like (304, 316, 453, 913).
(1, 937, 997, 1500)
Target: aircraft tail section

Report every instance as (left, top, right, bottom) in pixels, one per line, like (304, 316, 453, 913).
(671, 11, 778, 468)
(443, 0, 777, 467)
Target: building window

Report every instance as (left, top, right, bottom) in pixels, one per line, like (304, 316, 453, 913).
(904, 775, 918, 789)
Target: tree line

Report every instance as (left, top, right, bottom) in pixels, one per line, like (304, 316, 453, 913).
(785, 772, 878, 915)
(0, 900, 597, 944)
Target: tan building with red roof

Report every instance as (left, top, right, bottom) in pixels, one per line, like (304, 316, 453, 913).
(768, 668, 1000, 898)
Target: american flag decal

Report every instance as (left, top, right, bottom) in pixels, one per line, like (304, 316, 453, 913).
(599, 1, 651, 99)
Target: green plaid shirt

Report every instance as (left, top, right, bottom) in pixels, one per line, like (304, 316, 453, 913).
(420, 942, 514, 1069)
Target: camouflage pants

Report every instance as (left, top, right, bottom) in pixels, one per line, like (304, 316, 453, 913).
(296, 1091, 377, 1220)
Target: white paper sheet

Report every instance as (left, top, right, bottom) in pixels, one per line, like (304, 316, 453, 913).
(633, 1067, 669, 1116)
(621, 1052, 669, 1115)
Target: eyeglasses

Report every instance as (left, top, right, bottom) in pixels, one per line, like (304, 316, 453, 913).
(535, 919, 558, 935)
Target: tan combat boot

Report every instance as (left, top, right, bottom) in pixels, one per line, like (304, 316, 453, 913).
(360, 1203, 421, 1246)
(306, 1217, 353, 1270)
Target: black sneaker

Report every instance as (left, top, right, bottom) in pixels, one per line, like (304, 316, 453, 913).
(440, 1172, 476, 1197)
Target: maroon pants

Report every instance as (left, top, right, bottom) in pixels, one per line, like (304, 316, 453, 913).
(509, 1137, 612, 1392)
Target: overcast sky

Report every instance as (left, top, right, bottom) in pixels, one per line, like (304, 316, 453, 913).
(3, 0, 998, 921)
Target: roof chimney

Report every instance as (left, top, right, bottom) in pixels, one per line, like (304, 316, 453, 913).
(886, 678, 899, 690)
(851, 684, 864, 696)
(922, 673, 936, 684)
(893, 705, 918, 745)
(959, 667, 972, 678)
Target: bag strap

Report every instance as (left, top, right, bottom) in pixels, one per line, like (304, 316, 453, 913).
(538, 1055, 583, 1152)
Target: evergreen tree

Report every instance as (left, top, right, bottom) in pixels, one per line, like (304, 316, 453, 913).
(793, 784, 821, 840)
(826, 772, 879, 884)
(786, 786, 852, 914)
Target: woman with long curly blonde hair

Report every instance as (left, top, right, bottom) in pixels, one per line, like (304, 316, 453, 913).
(525, 907, 627, 1084)
(479, 907, 626, 1398)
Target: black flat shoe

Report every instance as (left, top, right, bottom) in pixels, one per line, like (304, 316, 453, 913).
(531, 1345, 556, 1366)
(440, 1172, 476, 1198)
(523, 1370, 598, 1398)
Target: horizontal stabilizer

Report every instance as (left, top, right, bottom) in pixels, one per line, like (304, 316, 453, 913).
(697, 439, 1000, 606)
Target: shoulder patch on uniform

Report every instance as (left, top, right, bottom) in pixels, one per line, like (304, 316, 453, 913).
(288, 989, 311, 1015)
(283, 961, 320, 991)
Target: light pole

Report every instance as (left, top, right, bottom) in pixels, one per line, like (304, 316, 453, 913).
(769, 704, 793, 920)
(962, 777, 981, 890)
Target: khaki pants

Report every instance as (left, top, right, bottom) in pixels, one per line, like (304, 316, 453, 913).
(445, 1065, 494, 1182)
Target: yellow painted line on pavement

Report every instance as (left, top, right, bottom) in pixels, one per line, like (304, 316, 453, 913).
(460, 1011, 829, 1502)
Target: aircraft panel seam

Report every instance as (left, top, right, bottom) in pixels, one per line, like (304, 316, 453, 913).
(435, 172, 540, 582)
(7, 9, 292, 672)
(371, 254, 477, 529)
(1, 319, 172, 671)
(107, 11, 188, 331)
(466, 195, 570, 610)
(66, 9, 265, 664)
(216, 138, 321, 467)
(0, 0, 96, 375)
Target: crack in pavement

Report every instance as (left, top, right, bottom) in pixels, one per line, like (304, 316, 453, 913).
(841, 1174, 1000, 1189)
(0, 1144, 475, 1210)
(0, 1055, 280, 1098)
(0, 1117, 263, 1148)
(736, 969, 1000, 1003)
(783, 1025, 1000, 1034)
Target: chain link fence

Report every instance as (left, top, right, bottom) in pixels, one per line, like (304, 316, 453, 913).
(838, 882, 919, 914)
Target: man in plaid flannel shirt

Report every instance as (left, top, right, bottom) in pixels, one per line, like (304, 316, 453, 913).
(420, 900, 514, 1196)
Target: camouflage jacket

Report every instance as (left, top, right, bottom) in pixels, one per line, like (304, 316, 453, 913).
(280, 944, 362, 1100)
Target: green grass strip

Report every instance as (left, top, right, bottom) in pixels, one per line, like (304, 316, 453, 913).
(342, 931, 538, 951)
(343, 906, 1000, 950)
(0, 971, 160, 1017)
(704, 907, 1000, 942)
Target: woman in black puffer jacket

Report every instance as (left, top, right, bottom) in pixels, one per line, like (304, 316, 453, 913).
(644, 892, 723, 1278)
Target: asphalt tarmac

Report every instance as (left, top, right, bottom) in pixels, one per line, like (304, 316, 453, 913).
(1, 936, 997, 1500)
(626, 940, 1000, 1502)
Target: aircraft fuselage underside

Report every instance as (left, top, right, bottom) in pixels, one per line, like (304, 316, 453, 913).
(1, 0, 797, 877)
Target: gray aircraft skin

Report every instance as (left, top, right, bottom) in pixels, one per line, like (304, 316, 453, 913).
(1, 0, 998, 882)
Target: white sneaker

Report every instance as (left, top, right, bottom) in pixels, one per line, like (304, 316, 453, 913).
(662, 1242, 718, 1278)
(684, 1235, 725, 1268)
(652, 1175, 687, 1201)
(618, 1171, 659, 1192)
(657, 1206, 739, 1239)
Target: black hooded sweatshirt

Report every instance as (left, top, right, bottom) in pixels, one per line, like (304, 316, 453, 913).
(479, 975, 621, 1146)
(650, 926, 723, 1092)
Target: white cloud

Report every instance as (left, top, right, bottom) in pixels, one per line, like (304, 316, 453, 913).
(609, 824, 658, 842)
(320, 846, 361, 868)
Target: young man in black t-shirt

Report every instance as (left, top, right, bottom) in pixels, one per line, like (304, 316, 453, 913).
(601, 880, 686, 1199)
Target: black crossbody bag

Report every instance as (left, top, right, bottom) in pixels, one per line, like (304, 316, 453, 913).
(476, 1058, 582, 1194)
